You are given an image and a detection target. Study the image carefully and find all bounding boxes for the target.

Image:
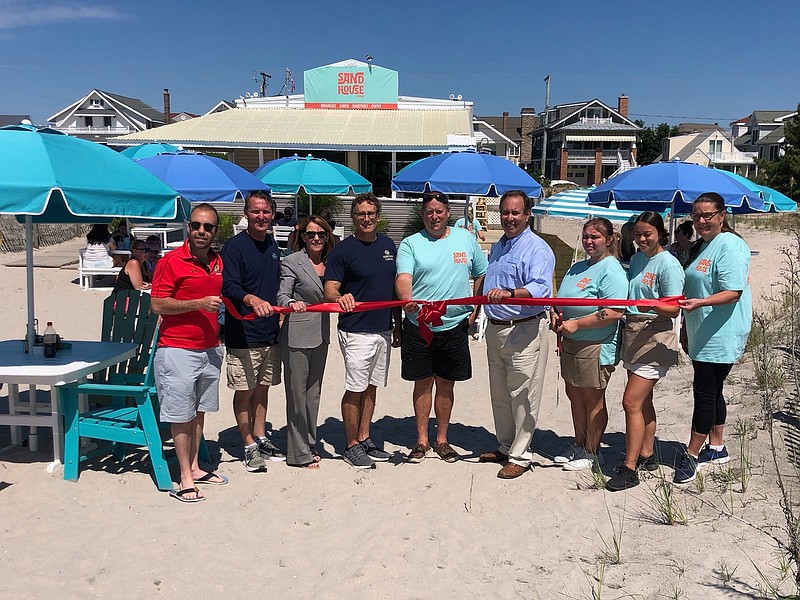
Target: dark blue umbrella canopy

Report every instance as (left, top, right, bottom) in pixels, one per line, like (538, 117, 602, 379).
(587, 161, 765, 214)
(137, 152, 270, 202)
(392, 150, 542, 198)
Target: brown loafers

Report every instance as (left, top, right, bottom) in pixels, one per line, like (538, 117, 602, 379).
(497, 463, 529, 479)
(479, 450, 509, 463)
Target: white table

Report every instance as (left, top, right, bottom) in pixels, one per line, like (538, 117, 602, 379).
(131, 224, 185, 249)
(0, 340, 138, 471)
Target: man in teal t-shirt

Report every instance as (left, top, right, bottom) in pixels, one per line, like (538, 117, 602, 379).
(396, 192, 488, 465)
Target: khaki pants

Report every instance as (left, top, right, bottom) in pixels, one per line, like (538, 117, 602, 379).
(486, 315, 549, 467)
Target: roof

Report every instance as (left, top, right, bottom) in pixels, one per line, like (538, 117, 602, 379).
(478, 115, 522, 141)
(114, 107, 474, 151)
(0, 115, 30, 127)
(755, 125, 785, 146)
(734, 133, 752, 147)
(752, 110, 794, 123)
(676, 122, 727, 134)
(99, 90, 165, 123)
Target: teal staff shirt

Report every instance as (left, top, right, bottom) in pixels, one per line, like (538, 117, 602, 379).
(397, 227, 488, 332)
(683, 232, 752, 363)
(556, 255, 628, 365)
(627, 250, 685, 315)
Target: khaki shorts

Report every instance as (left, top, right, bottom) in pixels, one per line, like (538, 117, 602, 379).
(225, 345, 281, 390)
(560, 337, 615, 390)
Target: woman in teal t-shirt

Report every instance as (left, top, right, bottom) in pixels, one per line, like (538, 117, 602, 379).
(552, 217, 627, 471)
(606, 212, 684, 491)
(674, 193, 752, 485)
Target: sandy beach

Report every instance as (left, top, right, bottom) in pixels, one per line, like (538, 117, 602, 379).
(0, 221, 794, 599)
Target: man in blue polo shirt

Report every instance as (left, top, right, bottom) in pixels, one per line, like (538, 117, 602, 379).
(478, 190, 555, 479)
(324, 193, 401, 469)
(222, 190, 285, 473)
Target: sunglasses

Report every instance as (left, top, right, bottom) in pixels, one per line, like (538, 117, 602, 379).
(302, 230, 328, 239)
(690, 210, 722, 222)
(422, 192, 447, 201)
(189, 221, 217, 233)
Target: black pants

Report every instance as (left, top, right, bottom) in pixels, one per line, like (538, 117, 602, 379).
(691, 360, 733, 435)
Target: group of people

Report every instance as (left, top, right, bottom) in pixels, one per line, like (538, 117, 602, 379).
(83, 222, 163, 295)
(146, 187, 751, 502)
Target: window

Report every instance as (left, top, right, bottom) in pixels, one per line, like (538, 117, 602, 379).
(103, 116, 112, 127)
(586, 107, 603, 119)
(90, 99, 104, 107)
(84, 116, 93, 127)
(708, 139, 722, 155)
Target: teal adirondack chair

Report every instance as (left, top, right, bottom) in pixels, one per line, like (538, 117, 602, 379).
(61, 290, 210, 491)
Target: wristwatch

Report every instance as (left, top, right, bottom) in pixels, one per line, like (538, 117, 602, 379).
(505, 288, 515, 298)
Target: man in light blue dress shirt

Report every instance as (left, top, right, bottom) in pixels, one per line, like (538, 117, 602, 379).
(477, 190, 555, 479)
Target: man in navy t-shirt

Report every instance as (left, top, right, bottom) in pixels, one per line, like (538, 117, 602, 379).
(324, 193, 401, 469)
(221, 191, 285, 473)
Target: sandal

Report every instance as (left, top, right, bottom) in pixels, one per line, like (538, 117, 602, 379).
(169, 486, 205, 503)
(434, 442, 460, 463)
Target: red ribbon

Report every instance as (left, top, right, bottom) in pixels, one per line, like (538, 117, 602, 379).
(222, 295, 684, 345)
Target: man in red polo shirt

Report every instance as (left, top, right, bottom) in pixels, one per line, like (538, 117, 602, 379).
(151, 203, 225, 503)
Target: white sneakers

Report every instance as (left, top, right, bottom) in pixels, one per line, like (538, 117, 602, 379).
(554, 443, 605, 471)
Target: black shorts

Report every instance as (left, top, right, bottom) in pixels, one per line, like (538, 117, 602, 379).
(401, 317, 472, 382)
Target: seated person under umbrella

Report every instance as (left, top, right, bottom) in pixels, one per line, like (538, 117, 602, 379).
(111, 239, 151, 295)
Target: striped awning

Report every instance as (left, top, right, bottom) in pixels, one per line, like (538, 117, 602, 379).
(531, 187, 642, 222)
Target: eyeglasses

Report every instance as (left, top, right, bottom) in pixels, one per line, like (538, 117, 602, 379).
(147, 247, 160, 253)
(690, 210, 722, 222)
(131, 247, 147, 253)
(302, 230, 328, 239)
(189, 221, 217, 233)
(354, 211, 378, 219)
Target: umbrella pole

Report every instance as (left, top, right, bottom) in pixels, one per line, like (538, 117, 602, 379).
(309, 195, 313, 216)
(25, 216, 36, 351)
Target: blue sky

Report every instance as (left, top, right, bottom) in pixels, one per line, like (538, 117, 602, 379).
(2, 0, 798, 127)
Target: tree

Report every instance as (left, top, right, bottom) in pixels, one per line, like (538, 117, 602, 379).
(756, 103, 800, 203)
(635, 120, 680, 166)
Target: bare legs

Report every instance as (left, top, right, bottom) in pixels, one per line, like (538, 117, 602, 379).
(621, 372, 658, 470)
(233, 385, 269, 446)
(172, 411, 207, 500)
(564, 382, 607, 454)
(342, 384, 377, 448)
(412, 376, 455, 448)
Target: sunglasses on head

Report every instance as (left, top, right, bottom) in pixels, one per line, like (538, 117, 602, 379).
(422, 192, 447, 201)
(302, 230, 328, 239)
(189, 221, 216, 233)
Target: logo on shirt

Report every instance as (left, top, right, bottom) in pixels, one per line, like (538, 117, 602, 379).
(696, 259, 712, 274)
(453, 251, 467, 264)
(383, 249, 394, 262)
(576, 277, 591, 290)
(641, 271, 656, 287)
(213, 263, 221, 273)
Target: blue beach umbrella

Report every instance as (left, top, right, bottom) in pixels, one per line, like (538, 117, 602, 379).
(391, 150, 542, 198)
(137, 152, 270, 203)
(587, 161, 764, 214)
(531, 187, 647, 222)
(714, 170, 796, 212)
(0, 123, 185, 349)
(119, 142, 181, 160)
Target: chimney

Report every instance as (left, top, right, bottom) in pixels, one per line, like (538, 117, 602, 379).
(502, 111, 509, 136)
(617, 94, 629, 118)
(163, 88, 171, 125)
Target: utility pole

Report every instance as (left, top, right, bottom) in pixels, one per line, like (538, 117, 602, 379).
(542, 74, 550, 181)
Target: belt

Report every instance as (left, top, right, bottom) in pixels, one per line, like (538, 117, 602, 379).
(488, 312, 546, 327)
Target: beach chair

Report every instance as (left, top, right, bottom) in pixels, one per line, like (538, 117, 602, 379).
(97, 291, 158, 383)
(61, 325, 173, 490)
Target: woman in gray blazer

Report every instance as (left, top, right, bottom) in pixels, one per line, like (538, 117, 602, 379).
(277, 216, 334, 468)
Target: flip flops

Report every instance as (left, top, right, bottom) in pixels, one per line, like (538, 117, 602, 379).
(193, 472, 229, 486)
(169, 487, 205, 503)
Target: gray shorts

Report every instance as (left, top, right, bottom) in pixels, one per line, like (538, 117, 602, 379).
(155, 345, 224, 423)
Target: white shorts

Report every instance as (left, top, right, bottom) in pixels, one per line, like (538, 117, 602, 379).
(337, 330, 391, 393)
(624, 361, 669, 381)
